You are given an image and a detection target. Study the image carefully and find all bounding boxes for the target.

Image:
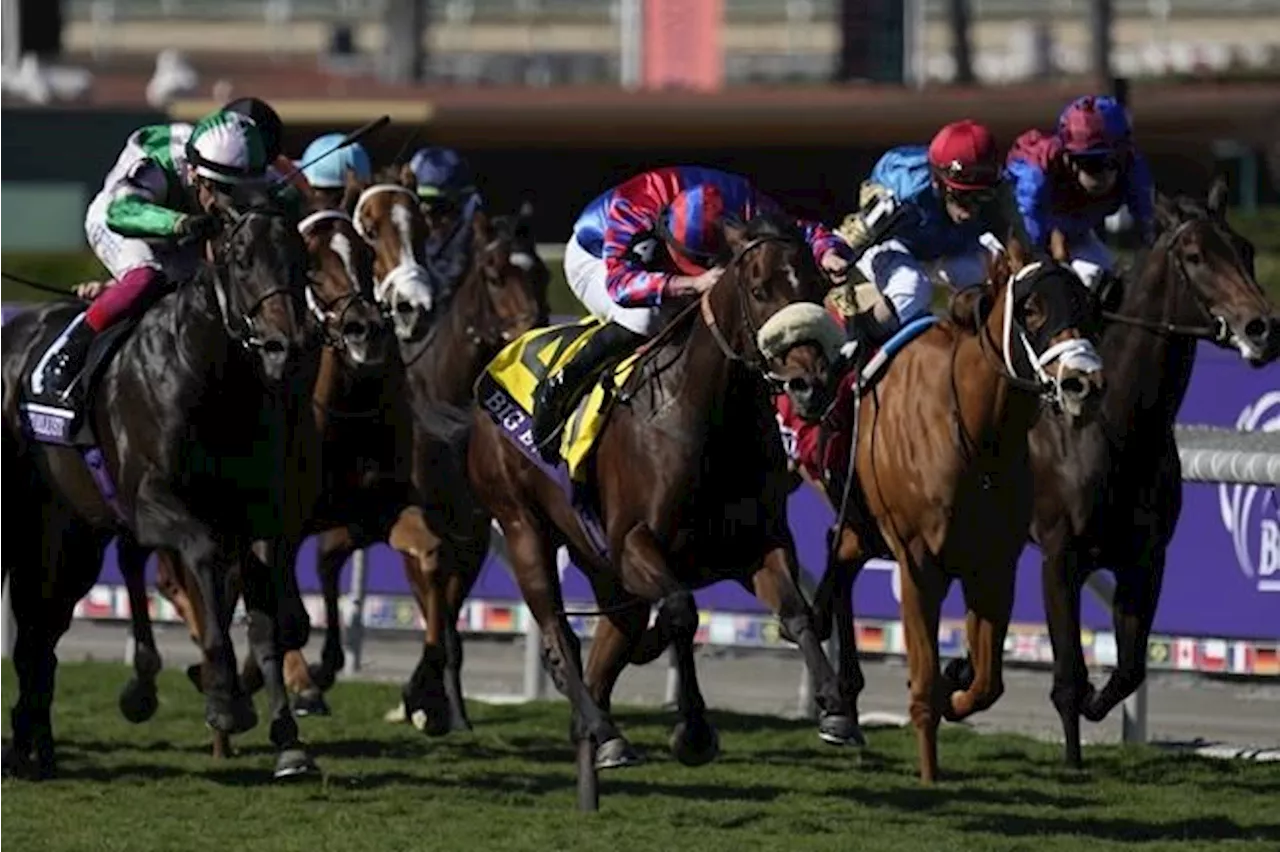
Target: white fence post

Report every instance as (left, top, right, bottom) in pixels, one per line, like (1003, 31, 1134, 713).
(664, 645, 679, 708)
(1, 573, 14, 659)
(343, 548, 367, 675)
(522, 606, 547, 701)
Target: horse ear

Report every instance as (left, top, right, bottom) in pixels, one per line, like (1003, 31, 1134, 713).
(471, 208, 493, 246)
(398, 163, 418, 192)
(1154, 192, 1180, 233)
(986, 249, 1011, 287)
(1207, 176, 1229, 219)
(1006, 233, 1030, 274)
(342, 167, 363, 215)
(722, 218, 747, 254)
(1048, 229, 1069, 264)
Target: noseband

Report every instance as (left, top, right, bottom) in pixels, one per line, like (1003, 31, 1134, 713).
(352, 183, 434, 309)
(209, 211, 301, 354)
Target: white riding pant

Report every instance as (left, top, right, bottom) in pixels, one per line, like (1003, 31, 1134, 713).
(855, 238, 992, 324)
(1062, 230, 1116, 292)
(84, 190, 200, 282)
(564, 234, 679, 336)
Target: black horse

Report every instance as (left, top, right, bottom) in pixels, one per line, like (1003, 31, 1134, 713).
(2, 196, 320, 780)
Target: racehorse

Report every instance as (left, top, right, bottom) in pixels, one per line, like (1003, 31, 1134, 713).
(291, 165, 549, 734)
(113, 201, 401, 758)
(812, 238, 1106, 783)
(2, 192, 319, 779)
(468, 213, 860, 810)
(1029, 181, 1279, 767)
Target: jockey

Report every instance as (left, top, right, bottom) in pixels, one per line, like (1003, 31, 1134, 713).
(35, 108, 271, 400)
(528, 164, 853, 457)
(300, 131, 373, 209)
(1005, 94, 1156, 291)
(408, 146, 486, 298)
(836, 119, 1014, 340)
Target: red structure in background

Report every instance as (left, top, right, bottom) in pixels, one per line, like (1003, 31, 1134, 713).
(642, 0, 724, 92)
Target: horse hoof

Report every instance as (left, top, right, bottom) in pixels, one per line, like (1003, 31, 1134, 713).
(308, 662, 338, 693)
(818, 713, 866, 747)
(407, 706, 450, 738)
(669, 719, 720, 767)
(942, 657, 975, 691)
(118, 679, 159, 724)
(449, 715, 474, 734)
(595, 737, 643, 770)
(291, 690, 331, 718)
(272, 748, 320, 782)
(384, 702, 407, 724)
(2, 744, 55, 781)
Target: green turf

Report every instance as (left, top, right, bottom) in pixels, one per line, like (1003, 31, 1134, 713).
(3, 661, 1277, 851)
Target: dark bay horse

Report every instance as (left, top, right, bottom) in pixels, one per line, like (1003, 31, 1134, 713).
(287, 166, 548, 735)
(468, 214, 859, 809)
(1030, 182, 1279, 767)
(815, 242, 1106, 783)
(2, 199, 319, 779)
(114, 202, 400, 755)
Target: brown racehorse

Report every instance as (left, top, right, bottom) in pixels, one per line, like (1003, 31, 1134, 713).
(1028, 182, 1279, 767)
(468, 213, 859, 810)
(114, 198, 402, 756)
(814, 240, 1106, 783)
(294, 165, 548, 734)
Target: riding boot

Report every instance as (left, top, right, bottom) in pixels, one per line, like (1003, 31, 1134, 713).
(35, 317, 97, 401)
(530, 320, 643, 461)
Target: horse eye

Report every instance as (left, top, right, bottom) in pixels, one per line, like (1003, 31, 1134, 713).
(750, 286, 767, 301)
(1184, 251, 1203, 265)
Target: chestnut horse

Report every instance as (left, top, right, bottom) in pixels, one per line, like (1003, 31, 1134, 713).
(1029, 182, 1279, 767)
(815, 242, 1106, 783)
(468, 214, 858, 810)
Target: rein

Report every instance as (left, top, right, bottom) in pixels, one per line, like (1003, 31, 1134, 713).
(298, 209, 382, 354)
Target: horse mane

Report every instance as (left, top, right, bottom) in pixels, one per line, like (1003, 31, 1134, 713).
(739, 212, 805, 245)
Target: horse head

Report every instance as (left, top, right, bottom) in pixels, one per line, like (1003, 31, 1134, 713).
(979, 239, 1106, 419)
(297, 208, 390, 369)
(206, 189, 310, 383)
(1147, 178, 1278, 366)
(458, 209, 550, 350)
(349, 164, 434, 341)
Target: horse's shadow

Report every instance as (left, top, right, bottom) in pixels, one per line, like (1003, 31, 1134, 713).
(961, 814, 1280, 844)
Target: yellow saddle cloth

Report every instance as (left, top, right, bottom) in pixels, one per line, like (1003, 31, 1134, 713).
(477, 317, 641, 481)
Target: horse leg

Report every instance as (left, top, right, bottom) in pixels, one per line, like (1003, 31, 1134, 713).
(749, 544, 861, 746)
(1084, 553, 1165, 723)
(896, 541, 947, 783)
(1040, 535, 1093, 768)
(442, 561, 478, 733)
(390, 506, 450, 737)
(239, 547, 319, 780)
(118, 535, 162, 724)
(832, 557, 869, 725)
(581, 602, 655, 768)
(944, 555, 1015, 722)
(664, 607, 721, 767)
(310, 525, 356, 692)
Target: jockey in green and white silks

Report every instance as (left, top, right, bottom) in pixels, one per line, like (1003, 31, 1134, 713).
(34, 108, 272, 400)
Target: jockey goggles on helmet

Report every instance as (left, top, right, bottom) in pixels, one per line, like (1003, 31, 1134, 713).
(1066, 151, 1121, 176)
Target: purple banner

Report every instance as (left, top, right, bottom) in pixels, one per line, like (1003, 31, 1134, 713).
(5, 305, 1277, 640)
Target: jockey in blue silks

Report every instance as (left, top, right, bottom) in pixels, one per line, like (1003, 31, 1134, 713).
(299, 131, 373, 208)
(528, 164, 853, 457)
(836, 119, 1018, 340)
(408, 146, 486, 299)
(1005, 95, 1156, 292)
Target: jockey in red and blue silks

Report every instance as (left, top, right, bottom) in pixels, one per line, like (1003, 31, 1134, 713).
(529, 164, 852, 458)
(1005, 95, 1156, 291)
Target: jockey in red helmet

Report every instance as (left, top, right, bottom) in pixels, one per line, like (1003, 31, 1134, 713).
(1006, 94, 1156, 291)
(528, 165, 853, 459)
(837, 119, 1011, 337)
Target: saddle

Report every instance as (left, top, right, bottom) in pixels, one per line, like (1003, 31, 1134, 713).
(19, 311, 139, 447)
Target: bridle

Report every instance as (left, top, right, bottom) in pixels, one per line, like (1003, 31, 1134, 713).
(208, 209, 303, 355)
(352, 183, 434, 310)
(298, 208, 380, 353)
(975, 260, 1103, 409)
(1096, 217, 1232, 344)
(462, 234, 543, 349)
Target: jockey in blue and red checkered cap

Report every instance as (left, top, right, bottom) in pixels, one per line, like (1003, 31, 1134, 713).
(529, 164, 852, 454)
(1006, 95, 1156, 291)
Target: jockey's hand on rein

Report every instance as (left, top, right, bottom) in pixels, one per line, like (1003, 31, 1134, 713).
(176, 213, 221, 243)
(821, 250, 850, 285)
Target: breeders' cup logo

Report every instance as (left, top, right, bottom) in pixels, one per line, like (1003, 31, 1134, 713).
(1219, 392, 1280, 593)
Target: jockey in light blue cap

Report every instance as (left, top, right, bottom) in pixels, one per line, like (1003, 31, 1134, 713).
(300, 132, 373, 208)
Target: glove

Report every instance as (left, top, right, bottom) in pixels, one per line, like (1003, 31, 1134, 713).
(176, 213, 220, 243)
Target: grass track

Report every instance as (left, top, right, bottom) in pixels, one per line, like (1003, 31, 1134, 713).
(3, 661, 1278, 851)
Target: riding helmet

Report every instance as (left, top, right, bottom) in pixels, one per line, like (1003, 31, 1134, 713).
(1056, 95, 1132, 157)
(300, 132, 373, 189)
(223, 96, 284, 162)
(927, 119, 1001, 191)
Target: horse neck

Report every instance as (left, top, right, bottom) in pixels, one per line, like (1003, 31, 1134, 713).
(658, 282, 749, 436)
(403, 267, 489, 405)
(966, 281, 1042, 440)
(1100, 245, 1197, 434)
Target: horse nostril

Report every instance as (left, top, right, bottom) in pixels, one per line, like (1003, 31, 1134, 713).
(342, 320, 368, 340)
(395, 301, 415, 316)
(262, 338, 288, 358)
(1059, 375, 1087, 398)
(1244, 317, 1269, 343)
